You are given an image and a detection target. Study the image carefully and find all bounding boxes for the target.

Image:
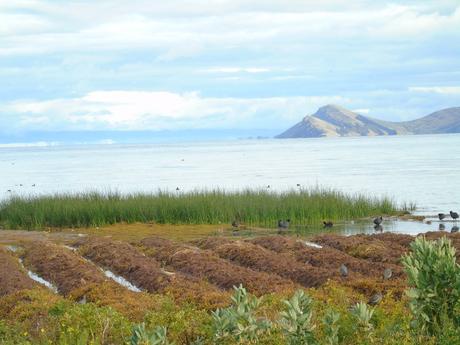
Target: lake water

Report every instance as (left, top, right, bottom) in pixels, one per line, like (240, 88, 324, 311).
(1, 134, 459, 234)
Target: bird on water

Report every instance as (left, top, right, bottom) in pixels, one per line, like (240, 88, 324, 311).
(438, 213, 446, 221)
(373, 216, 383, 226)
(374, 224, 383, 232)
(450, 211, 459, 221)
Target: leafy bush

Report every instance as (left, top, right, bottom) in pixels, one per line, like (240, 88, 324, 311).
(279, 290, 317, 345)
(323, 309, 340, 345)
(130, 323, 171, 345)
(211, 285, 271, 343)
(402, 237, 460, 335)
(49, 301, 131, 344)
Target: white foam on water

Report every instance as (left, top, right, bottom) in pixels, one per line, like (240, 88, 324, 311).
(18, 258, 58, 293)
(103, 270, 142, 292)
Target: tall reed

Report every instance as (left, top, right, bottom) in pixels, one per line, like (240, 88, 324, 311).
(0, 188, 410, 230)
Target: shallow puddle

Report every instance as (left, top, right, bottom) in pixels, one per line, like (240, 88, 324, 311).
(103, 270, 142, 292)
(18, 258, 58, 293)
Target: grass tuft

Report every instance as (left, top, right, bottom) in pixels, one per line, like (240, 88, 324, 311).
(0, 188, 412, 230)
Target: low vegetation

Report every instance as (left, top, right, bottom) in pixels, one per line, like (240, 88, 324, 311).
(1, 235, 459, 344)
(0, 188, 409, 229)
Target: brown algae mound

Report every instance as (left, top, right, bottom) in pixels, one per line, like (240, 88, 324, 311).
(77, 237, 227, 309)
(250, 236, 403, 279)
(312, 233, 408, 265)
(76, 237, 171, 292)
(204, 240, 333, 287)
(0, 247, 36, 296)
(140, 236, 297, 296)
(22, 241, 107, 295)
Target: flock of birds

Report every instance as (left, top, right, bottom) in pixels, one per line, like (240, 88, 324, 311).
(231, 216, 386, 234)
(437, 211, 459, 233)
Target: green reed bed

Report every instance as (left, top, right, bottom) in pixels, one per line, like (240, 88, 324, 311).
(0, 188, 412, 230)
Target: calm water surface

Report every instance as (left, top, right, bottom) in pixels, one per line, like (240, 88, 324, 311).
(1, 134, 459, 234)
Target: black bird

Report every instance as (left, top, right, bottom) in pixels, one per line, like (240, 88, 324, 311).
(323, 221, 333, 228)
(450, 211, 459, 221)
(267, 185, 271, 189)
(32, 184, 36, 187)
(7, 190, 11, 192)
(339, 264, 348, 277)
(278, 219, 290, 233)
(374, 224, 383, 232)
(439, 224, 446, 231)
(383, 268, 392, 280)
(296, 184, 301, 187)
(451, 226, 459, 233)
(438, 213, 446, 221)
(368, 292, 383, 306)
(373, 216, 383, 226)
(231, 220, 240, 229)
(176, 187, 180, 191)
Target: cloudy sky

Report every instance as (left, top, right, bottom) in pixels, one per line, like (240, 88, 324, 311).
(1, 0, 460, 137)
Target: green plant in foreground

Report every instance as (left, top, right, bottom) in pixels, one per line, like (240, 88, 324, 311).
(130, 323, 172, 345)
(279, 290, 317, 345)
(323, 309, 340, 345)
(211, 285, 271, 344)
(350, 302, 374, 337)
(402, 237, 460, 335)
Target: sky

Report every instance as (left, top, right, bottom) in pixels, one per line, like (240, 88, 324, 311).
(1, 0, 460, 139)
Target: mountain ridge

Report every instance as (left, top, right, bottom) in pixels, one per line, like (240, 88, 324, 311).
(276, 105, 460, 138)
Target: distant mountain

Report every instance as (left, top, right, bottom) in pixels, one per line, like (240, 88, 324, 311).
(276, 105, 460, 138)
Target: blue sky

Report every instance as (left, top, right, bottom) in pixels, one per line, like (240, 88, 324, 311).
(1, 0, 460, 137)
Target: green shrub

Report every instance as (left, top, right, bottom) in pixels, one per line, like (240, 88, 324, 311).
(130, 323, 171, 345)
(211, 285, 271, 343)
(49, 301, 131, 344)
(323, 309, 340, 345)
(402, 237, 460, 335)
(279, 290, 317, 345)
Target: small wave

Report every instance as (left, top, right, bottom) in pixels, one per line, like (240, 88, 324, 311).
(0, 141, 60, 148)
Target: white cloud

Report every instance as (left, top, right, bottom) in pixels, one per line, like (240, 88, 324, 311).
(353, 108, 370, 114)
(408, 86, 460, 95)
(1, 2, 459, 57)
(6, 91, 352, 130)
(203, 67, 271, 73)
